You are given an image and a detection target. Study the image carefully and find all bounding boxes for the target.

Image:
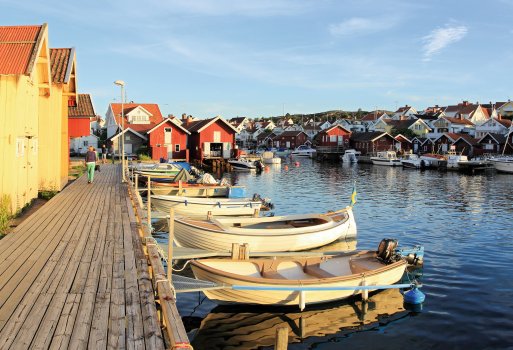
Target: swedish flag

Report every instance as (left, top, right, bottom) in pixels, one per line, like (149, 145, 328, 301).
(349, 182, 357, 207)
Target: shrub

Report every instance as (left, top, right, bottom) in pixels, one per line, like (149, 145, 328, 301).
(138, 154, 152, 161)
(0, 194, 12, 235)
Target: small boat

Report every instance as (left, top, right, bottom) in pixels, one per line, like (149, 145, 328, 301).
(150, 182, 245, 197)
(419, 153, 447, 169)
(190, 240, 407, 307)
(132, 162, 182, 176)
(228, 158, 263, 172)
(151, 194, 267, 217)
(341, 149, 360, 163)
(173, 206, 357, 252)
(261, 151, 282, 164)
(370, 151, 402, 166)
(490, 157, 513, 173)
(290, 145, 316, 158)
(400, 154, 424, 169)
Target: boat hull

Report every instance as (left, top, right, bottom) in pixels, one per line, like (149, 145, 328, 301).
(151, 195, 262, 217)
(191, 252, 406, 306)
(492, 159, 513, 173)
(173, 207, 357, 252)
(371, 158, 402, 166)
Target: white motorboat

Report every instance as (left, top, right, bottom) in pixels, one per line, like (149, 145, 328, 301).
(228, 158, 263, 171)
(190, 240, 407, 307)
(341, 149, 360, 163)
(419, 153, 447, 168)
(491, 157, 513, 173)
(151, 195, 266, 217)
(445, 149, 468, 170)
(370, 151, 402, 166)
(261, 151, 281, 164)
(400, 154, 424, 169)
(150, 182, 245, 197)
(290, 145, 316, 158)
(172, 206, 357, 252)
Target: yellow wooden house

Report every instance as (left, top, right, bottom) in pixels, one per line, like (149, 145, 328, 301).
(0, 23, 75, 213)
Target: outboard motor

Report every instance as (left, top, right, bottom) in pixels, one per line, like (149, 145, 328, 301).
(254, 160, 264, 172)
(377, 238, 398, 263)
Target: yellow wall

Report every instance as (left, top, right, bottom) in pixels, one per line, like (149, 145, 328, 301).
(0, 75, 40, 213)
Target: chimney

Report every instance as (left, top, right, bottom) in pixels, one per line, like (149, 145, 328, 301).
(462, 100, 469, 106)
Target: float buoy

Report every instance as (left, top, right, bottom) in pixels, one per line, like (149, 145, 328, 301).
(284, 165, 289, 171)
(294, 161, 300, 167)
(403, 286, 425, 305)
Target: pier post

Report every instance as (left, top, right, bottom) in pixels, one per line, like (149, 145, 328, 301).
(231, 243, 240, 260)
(253, 208, 260, 217)
(275, 327, 289, 350)
(135, 173, 138, 193)
(362, 279, 368, 302)
(178, 180, 183, 195)
(167, 208, 175, 282)
(147, 176, 151, 229)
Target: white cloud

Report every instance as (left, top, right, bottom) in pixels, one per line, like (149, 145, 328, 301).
(329, 17, 397, 36)
(422, 24, 468, 61)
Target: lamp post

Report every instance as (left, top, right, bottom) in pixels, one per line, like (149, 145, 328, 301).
(114, 80, 126, 182)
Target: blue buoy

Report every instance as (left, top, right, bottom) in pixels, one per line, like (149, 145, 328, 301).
(403, 286, 425, 305)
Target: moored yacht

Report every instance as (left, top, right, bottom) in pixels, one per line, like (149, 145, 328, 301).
(371, 151, 402, 166)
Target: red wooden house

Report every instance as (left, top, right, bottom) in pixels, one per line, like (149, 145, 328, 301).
(316, 125, 351, 147)
(350, 131, 396, 155)
(394, 134, 412, 154)
(146, 117, 190, 161)
(68, 94, 95, 138)
(183, 116, 238, 161)
(272, 131, 308, 149)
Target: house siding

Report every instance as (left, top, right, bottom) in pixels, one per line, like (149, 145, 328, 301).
(318, 127, 351, 147)
(149, 121, 189, 161)
(188, 120, 236, 161)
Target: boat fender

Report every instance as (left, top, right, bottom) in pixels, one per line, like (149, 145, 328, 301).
(403, 286, 425, 305)
(377, 238, 398, 263)
(184, 199, 188, 206)
(295, 161, 300, 167)
(217, 202, 221, 208)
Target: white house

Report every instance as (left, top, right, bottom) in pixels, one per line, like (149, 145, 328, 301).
(475, 117, 512, 139)
(429, 116, 475, 138)
(70, 134, 99, 155)
(443, 101, 490, 125)
(392, 105, 417, 120)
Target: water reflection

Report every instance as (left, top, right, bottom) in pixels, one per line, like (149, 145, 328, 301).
(190, 289, 409, 350)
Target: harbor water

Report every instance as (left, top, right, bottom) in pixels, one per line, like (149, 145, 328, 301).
(156, 159, 513, 349)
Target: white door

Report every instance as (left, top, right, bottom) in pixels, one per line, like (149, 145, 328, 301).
(286, 141, 290, 148)
(167, 145, 173, 159)
(213, 131, 221, 143)
(164, 128, 172, 144)
(124, 143, 132, 154)
(337, 135, 343, 145)
(442, 143, 448, 153)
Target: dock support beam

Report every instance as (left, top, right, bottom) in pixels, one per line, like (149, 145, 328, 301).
(147, 176, 151, 229)
(275, 327, 288, 350)
(167, 208, 174, 282)
(362, 279, 368, 302)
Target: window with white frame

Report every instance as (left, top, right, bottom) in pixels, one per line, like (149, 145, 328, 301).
(213, 131, 221, 143)
(330, 135, 336, 142)
(175, 144, 180, 152)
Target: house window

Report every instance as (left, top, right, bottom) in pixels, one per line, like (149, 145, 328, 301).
(330, 135, 336, 142)
(83, 140, 89, 146)
(175, 144, 180, 152)
(126, 135, 131, 141)
(214, 131, 221, 143)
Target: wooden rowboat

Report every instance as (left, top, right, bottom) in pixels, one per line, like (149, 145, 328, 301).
(190, 249, 407, 307)
(150, 182, 245, 197)
(173, 207, 357, 252)
(151, 195, 263, 217)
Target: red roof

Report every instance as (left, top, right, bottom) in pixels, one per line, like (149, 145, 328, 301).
(443, 117, 474, 126)
(110, 103, 164, 133)
(50, 48, 72, 83)
(0, 24, 43, 75)
(69, 94, 95, 118)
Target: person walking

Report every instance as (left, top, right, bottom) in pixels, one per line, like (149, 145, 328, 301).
(84, 145, 97, 184)
(109, 144, 115, 164)
(101, 144, 107, 164)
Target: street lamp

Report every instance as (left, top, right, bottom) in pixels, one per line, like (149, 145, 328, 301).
(114, 80, 126, 182)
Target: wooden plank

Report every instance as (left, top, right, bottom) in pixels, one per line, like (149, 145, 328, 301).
(0, 167, 110, 347)
(127, 196, 164, 349)
(49, 293, 81, 350)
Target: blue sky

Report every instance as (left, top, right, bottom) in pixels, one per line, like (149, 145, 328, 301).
(1, 0, 512, 119)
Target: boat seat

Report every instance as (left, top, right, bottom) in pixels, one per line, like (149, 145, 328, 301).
(350, 258, 378, 274)
(260, 261, 287, 279)
(304, 263, 337, 279)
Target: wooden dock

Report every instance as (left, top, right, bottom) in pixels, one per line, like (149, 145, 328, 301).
(0, 164, 189, 349)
